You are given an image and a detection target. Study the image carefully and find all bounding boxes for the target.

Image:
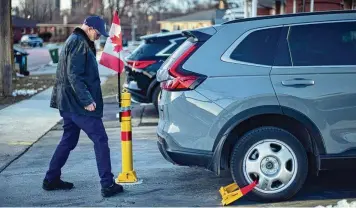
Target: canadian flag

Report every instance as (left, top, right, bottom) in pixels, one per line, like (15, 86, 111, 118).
(99, 11, 125, 73)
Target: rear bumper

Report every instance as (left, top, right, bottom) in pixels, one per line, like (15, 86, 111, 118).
(157, 133, 213, 168)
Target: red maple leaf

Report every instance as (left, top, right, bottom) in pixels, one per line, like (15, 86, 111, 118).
(110, 35, 122, 53)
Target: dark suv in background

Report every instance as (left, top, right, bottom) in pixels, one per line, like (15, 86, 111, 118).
(124, 31, 186, 110)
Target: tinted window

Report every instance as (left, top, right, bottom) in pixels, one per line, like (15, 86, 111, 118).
(164, 38, 186, 54)
(128, 40, 169, 60)
(288, 21, 356, 66)
(273, 27, 292, 66)
(230, 27, 282, 65)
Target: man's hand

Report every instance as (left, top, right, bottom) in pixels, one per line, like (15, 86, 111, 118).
(85, 102, 96, 111)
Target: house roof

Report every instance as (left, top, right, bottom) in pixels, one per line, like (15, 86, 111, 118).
(12, 16, 37, 28)
(159, 9, 217, 22)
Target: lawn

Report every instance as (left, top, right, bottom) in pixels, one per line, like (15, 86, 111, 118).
(101, 73, 126, 98)
(0, 74, 56, 110)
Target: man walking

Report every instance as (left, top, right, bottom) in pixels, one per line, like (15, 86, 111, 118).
(43, 16, 123, 197)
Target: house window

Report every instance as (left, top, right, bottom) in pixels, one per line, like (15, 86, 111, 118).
(173, 25, 180, 30)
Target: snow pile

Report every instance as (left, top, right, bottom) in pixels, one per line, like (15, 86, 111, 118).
(48, 61, 58, 66)
(12, 89, 38, 96)
(16, 73, 25, 78)
(316, 199, 356, 208)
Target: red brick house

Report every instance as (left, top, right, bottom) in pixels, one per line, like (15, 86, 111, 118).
(252, 0, 355, 17)
(37, 16, 84, 42)
(37, 15, 131, 43)
(12, 16, 38, 43)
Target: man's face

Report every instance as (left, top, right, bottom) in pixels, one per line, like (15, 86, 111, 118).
(88, 27, 101, 41)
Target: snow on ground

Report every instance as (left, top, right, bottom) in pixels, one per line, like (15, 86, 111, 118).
(12, 89, 38, 96)
(316, 199, 356, 208)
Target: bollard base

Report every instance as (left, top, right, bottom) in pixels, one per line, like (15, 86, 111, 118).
(116, 170, 138, 183)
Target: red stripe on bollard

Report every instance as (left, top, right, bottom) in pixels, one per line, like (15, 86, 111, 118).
(121, 111, 131, 117)
(121, 131, 132, 141)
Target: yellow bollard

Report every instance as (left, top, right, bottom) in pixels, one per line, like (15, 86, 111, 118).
(116, 90, 138, 183)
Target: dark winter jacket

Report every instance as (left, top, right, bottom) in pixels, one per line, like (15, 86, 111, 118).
(50, 28, 103, 118)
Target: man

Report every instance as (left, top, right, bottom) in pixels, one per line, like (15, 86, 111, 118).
(43, 16, 123, 197)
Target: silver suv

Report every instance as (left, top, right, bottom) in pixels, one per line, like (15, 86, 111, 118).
(156, 10, 356, 202)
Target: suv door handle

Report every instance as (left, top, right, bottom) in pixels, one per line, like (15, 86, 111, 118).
(282, 78, 315, 86)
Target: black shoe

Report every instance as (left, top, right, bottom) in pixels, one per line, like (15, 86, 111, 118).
(42, 178, 74, 191)
(101, 183, 124, 197)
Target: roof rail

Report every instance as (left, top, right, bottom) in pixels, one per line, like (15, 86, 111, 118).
(223, 10, 356, 25)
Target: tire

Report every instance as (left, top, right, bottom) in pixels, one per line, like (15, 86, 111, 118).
(152, 86, 161, 112)
(230, 127, 308, 202)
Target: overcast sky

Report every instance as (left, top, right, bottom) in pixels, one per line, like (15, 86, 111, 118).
(12, 0, 71, 9)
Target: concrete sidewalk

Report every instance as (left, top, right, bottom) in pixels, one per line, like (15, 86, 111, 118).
(0, 87, 61, 172)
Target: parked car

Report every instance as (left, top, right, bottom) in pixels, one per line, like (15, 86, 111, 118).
(123, 31, 186, 110)
(20, 35, 43, 47)
(156, 10, 356, 202)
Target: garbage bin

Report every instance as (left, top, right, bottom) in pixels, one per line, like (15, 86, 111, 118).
(49, 48, 59, 64)
(13, 46, 30, 76)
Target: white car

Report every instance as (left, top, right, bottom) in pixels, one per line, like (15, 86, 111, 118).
(20, 35, 43, 47)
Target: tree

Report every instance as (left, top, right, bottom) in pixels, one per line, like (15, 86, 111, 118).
(0, 0, 13, 96)
(18, 0, 57, 22)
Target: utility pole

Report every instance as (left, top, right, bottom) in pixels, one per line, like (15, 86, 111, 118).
(0, 0, 13, 96)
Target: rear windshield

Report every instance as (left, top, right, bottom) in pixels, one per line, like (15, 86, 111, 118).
(128, 40, 169, 60)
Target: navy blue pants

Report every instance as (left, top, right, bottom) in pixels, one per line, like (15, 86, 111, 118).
(45, 111, 114, 188)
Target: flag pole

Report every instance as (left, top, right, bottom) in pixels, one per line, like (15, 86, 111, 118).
(117, 10, 122, 122)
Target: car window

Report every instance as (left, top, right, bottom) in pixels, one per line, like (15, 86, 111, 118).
(164, 38, 186, 54)
(288, 21, 356, 66)
(273, 27, 292, 66)
(229, 27, 282, 66)
(128, 40, 170, 60)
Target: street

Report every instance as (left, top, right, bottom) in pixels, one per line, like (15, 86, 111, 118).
(1, 99, 356, 207)
(26, 46, 52, 71)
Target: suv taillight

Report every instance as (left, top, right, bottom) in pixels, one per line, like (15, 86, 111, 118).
(161, 42, 206, 91)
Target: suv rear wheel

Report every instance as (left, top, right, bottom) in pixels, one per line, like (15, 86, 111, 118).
(230, 127, 308, 202)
